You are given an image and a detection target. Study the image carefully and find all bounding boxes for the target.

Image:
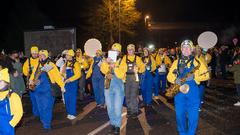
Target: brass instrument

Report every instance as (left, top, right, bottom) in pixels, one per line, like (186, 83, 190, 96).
(28, 66, 42, 90)
(165, 58, 201, 98)
(104, 65, 112, 89)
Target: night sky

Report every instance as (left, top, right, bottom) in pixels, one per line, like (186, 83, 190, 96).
(0, 0, 239, 51)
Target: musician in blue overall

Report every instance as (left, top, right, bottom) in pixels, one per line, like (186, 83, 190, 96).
(156, 48, 172, 95)
(86, 50, 105, 107)
(0, 66, 23, 135)
(141, 47, 156, 106)
(167, 40, 209, 135)
(29, 50, 65, 132)
(23, 46, 39, 118)
(62, 49, 81, 120)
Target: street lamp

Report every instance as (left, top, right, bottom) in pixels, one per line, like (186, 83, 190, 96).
(118, 0, 121, 44)
(144, 15, 150, 27)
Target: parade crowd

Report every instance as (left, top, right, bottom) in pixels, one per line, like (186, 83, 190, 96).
(0, 39, 240, 135)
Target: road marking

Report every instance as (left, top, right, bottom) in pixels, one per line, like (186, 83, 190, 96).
(87, 112, 127, 135)
(158, 95, 175, 111)
(138, 108, 152, 135)
(72, 102, 97, 125)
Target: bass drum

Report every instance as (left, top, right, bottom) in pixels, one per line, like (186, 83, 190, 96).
(197, 31, 218, 49)
(84, 38, 102, 57)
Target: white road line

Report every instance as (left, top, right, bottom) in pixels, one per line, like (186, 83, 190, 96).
(87, 112, 127, 135)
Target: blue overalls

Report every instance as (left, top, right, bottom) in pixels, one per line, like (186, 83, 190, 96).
(64, 66, 79, 116)
(174, 58, 200, 135)
(34, 72, 55, 129)
(0, 97, 14, 135)
(141, 58, 153, 105)
(29, 64, 39, 117)
(153, 69, 159, 96)
(92, 57, 105, 105)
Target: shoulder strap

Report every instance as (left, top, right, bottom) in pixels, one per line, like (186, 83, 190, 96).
(28, 57, 32, 75)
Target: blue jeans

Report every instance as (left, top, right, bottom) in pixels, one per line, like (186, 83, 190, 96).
(104, 75, 124, 127)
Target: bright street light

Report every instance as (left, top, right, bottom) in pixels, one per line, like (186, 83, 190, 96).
(144, 15, 150, 27)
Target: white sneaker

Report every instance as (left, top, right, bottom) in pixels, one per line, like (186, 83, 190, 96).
(67, 115, 71, 119)
(234, 101, 240, 106)
(68, 115, 76, 120)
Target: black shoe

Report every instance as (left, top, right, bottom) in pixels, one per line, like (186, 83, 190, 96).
(114, 127, 120, 135)
(131, 113, 138, 119)
(41, 128, 51, 133)
(108, 125, 115, 133)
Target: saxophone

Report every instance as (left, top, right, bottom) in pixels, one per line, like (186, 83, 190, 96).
(104, 65, 112, 89)
(165, 58, 201, 98)
(28, 66, 42, 90)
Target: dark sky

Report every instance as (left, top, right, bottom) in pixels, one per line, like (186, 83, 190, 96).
(1, 0, 239, 51)
(34, 0, 239, 24)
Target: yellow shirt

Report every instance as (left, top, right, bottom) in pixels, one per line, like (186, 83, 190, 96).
(76, 56, 89, 70)
(155, 54, 172, 68)
(22, 57, 39, 77)
(62, 61, 81, 82)
(167, 57, 210, 85)
(0, 91, 23, 127)
(30, 61, 65, 89)
(122, 55, 145, 73)
(142, 56, 157, 72)
(100, 58, 127, 81)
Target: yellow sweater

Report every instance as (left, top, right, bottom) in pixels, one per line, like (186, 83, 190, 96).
(167, 57, 210, 85)
(0, 91, 23, 127)
(76, 56, 89, 70)
(155, 54, 172, 68)
(100, 58, 127, 81)
(62, 61, 81, 82)
(122, 55, 145, 73)
(22, 57, 39, 77)
(30, 62, 65, 89)
(142, 56, 157, 72)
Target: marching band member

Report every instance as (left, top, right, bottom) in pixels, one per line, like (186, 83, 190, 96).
(195, 45, 211, 109)
(62, 49, 81, 120)
(169, 48, 178, 63)
(29, 50, 65, 132)
(122, 44, 145, 118)
(155, 48, 172, 96)
(167, 40, 209, 135)
(22, 46, 40, 118)
(0, 64, 23, 135)
(76, 49, 88, 100)
(86, 50, 105, 107)
(100, 43, 127, 134)
(140, 47, 156, 106)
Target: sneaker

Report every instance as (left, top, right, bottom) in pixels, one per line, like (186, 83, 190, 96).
(67, 115, 71, 119)
(234, 101, 240, 106)
(41, 128, 51, 133)
(114, 127, 120, 135)
(68, 115, 76, 120)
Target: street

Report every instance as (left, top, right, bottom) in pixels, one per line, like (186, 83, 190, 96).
(15, 78, 240, 135)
